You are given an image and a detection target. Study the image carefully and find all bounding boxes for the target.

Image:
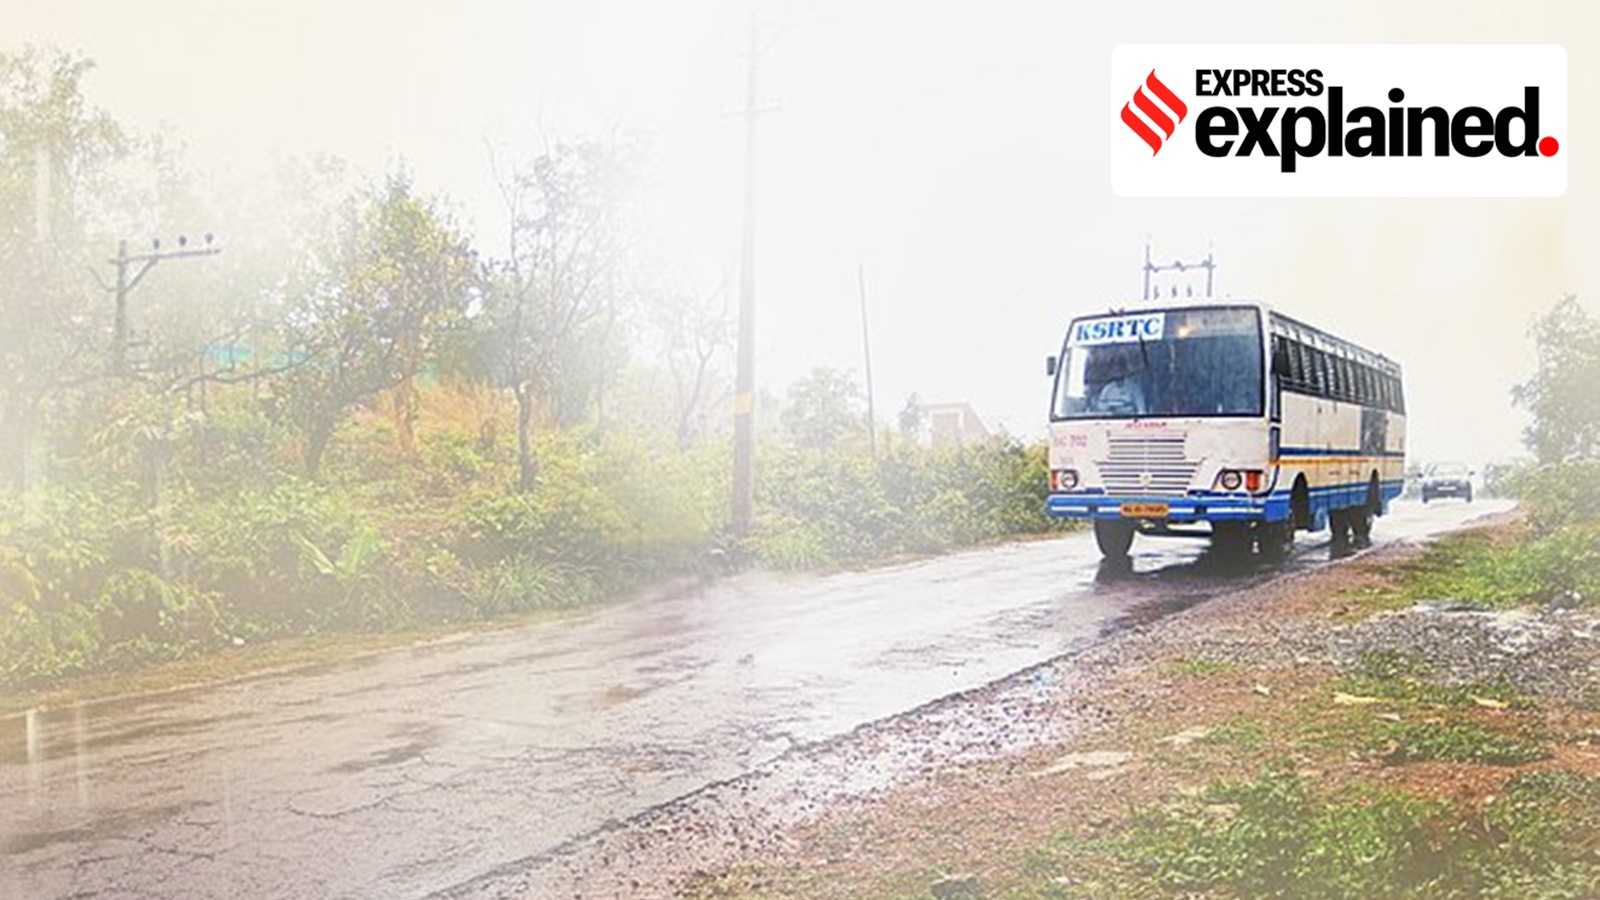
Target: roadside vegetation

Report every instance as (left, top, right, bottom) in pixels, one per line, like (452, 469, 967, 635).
(0, 49, 1063, 692)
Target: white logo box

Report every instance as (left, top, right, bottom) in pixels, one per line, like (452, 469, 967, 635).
(1111, 45, 1567, 197)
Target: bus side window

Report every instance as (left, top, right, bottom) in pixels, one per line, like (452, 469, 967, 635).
(1270, 337, 1287, 418)
(1310, 348, 1328, 396)
(1290, 342, 1309, 392)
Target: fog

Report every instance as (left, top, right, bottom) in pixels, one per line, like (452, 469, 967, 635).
(11, 0, 1597, 464)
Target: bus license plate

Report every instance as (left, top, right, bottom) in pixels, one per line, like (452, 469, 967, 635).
(1120, 502, 1169, 518)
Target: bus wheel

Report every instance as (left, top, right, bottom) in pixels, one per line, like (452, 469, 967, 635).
(1094, 520, 1136, 559)
(1291, 477, 1312, 530)
(1350, 505, 1374, 548)
(1352, 478, 1378, 548)
(1256, 520, 1293, 563)
(1329, 508, 1353, 557)
(1211, 521, 1253, 558)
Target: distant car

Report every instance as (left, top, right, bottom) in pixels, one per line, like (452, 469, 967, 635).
(1421, 462, 1473, 503)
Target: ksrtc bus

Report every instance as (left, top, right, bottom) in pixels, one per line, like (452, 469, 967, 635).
(1044, 302, 1406, 560)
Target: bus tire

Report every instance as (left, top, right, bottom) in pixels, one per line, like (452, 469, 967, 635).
(1350, 476, 1378, 548)
(1350, 505, 1374, 548)
(1256, 520, 1293, 563)
(1329, 508, 1353, 556)
(1211, 521, 1252, 558)
(1094, 520, 1136, 559)
(1291, 477, 1312, 530)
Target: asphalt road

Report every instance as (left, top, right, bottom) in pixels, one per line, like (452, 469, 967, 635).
(0, 498, 1509, 900)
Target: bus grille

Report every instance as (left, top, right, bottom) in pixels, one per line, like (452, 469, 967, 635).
(1098, 434, 1197, 496)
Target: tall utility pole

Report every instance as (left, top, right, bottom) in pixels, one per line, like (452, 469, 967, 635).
(109, 234, 221, 375)
(858, 264, 877, 460)
(730, 16, 776, 543)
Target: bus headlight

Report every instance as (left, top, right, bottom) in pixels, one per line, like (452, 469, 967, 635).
(1215, 469, 1265, 492)
(1051, 469, 1079, 491)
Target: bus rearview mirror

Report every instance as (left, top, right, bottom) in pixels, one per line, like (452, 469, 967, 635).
(1045, 355, 1057, 377)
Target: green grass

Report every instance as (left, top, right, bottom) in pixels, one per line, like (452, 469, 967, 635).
(1197, 718, 1271, 753)
(1165, 657, 1238, 677)
(1345, 525, 1600, 617)
(1367, 720, 1551, 766)
(1016, 765, 1600, 900)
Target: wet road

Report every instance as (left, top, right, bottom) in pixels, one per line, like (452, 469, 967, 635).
(0, 499, 1508, 899)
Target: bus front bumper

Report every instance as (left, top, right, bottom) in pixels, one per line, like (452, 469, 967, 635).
(1045, 493, 1285, 522)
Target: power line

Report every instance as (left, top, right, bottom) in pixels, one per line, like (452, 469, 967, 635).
(1142, 242, 1215, 301)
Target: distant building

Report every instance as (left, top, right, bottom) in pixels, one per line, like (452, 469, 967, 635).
(920, 402, 990, 447)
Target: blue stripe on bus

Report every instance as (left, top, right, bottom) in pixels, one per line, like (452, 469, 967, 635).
(1278, 447, 1407, 458)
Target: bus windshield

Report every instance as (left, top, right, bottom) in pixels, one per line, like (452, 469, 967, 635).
(1053, 307, 1263, 420)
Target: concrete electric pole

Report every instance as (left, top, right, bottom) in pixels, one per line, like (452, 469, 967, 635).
(730, 16, 777, 544)
(108, 234, 222, 375)
(858, 263, 877, 461)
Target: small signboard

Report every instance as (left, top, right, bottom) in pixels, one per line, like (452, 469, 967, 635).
(1070, 313, 1166, 346)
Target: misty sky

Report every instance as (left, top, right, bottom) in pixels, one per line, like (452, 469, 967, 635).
(10, 0, 1598, 464)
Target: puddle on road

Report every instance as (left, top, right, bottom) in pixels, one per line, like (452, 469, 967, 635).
(0, 704, 249, 768)
(324, 720, 443, 774)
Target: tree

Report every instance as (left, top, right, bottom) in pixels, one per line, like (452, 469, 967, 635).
(0, 48, 126, 491)
(898, 392, 925, 438)
(487, 140, 634, 490)
(781, 367, 864, 452)
(651, 283, 732, 449)
(279, 174, 476, 477)
(1513, 295, 1600, 463)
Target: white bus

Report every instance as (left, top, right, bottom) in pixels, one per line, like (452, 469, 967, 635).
(1044, 302, 1406, 560)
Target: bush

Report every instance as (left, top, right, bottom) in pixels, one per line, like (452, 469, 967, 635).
(93, 568, 228, 664)
(169, 479, 386, 634)
(1505, 461, 1600, 532)
(466, 557, 599, 617)
(0, 600, 101, 684)
(750, 438, 1067, 569)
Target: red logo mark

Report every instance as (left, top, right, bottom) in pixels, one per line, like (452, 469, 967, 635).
(1121, 70, 1188, 155)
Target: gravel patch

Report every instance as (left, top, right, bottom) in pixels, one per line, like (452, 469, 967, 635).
(1327, 604, 1600, 707)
